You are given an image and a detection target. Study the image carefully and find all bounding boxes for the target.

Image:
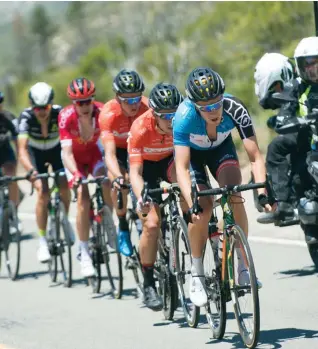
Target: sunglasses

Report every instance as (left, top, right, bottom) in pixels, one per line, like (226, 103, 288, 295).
(117, 95, 142, 105)
(195, 98, 223, 112)
(154, 111, 175, 120)
(33, 105, 51, 112)
(73, 98, 94, 106)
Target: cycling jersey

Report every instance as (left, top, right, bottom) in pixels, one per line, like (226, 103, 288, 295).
(99, 96, 149, 148)
(0, 112, 18, 146)
(58, 102, 105, 182)
(18, 105, 62, 150)
(128, 109, 173, 164)
(173, 94, 255, 150)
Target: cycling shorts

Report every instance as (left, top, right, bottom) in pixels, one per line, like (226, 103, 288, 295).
(29, 144, 63, 174)
(0, 142, 17, 167)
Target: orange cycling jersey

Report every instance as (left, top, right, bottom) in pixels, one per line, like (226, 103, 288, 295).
(128, 109, 173, 164)
(99, 96, 149, 148)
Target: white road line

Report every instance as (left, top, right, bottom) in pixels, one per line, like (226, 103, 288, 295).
(19, 212, 307, 247)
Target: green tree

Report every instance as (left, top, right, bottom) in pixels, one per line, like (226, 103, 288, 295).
(30, 4, 57, 68)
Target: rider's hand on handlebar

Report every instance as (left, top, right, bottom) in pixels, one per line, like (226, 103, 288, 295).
(28, 168, 38, 183)
(188, 206, 203, 224)
(112, 176, 124, 190)
(136, 196, 153, 215)
(70, 170, 82, 189)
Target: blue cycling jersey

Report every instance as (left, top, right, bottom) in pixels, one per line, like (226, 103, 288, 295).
(173, 94, 255, 150)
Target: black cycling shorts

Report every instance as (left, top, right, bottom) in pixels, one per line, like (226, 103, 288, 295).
(0, 142, 17, 167)
(29, 144, 64, 174)
(190, 135, 239, 186)
(116, 147, 128, 171)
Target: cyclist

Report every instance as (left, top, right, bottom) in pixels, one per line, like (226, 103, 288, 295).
(254, 52, 303, 224)
(59, 77, 113, 277)
(173, 67, 268, 307)
(99, 69, 148, 257)
(18, 82, 74, 263)
(128, 82, 184, 311)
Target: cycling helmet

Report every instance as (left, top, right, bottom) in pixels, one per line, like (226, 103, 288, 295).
(149, 83, 183, 111)
(254, 53, 295, 102)
(0, 91, 4, 103)
(67, 78, 95, 100)
(294, 36, 318, 84)
(113, 69, 145, 94)
(29, 82, 54, 106)
(185, 67, 225, 102)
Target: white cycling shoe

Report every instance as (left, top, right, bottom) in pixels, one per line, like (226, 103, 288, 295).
(189, 274, 208, 307)
(80, 253, 95, 278)
(37, 241, 51, 263)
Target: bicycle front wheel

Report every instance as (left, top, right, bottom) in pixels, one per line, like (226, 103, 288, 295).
(4, 203, 21, 281)
(102, 206, 123, 299)
(228, 225, 260, 348)
(203, 237, 226, 339)
(174, 216, 200, 328)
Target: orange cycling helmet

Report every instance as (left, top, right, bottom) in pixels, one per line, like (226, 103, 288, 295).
(67, 78, 95, 100)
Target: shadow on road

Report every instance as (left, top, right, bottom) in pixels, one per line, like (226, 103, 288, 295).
(20, 233, 35, 241)
(207, 328, 318, 348)
(17, 270, 48, 280)
(275, 265, 317, 279)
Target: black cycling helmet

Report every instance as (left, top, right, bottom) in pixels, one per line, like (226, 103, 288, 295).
(0, 91, 4, 103)
(185, 67, 225, 102)
(149, 83, 184, 111)
(113, 69, 145, 94)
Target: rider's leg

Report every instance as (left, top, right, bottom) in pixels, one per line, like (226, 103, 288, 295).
(34, 178, 51, 262)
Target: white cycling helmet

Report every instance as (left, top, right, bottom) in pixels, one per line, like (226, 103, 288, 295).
(254, 53, 295, 102)
(294, 36, 318, 84)
(29, 82, 54, 106)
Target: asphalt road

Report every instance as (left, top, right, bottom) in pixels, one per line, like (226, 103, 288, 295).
(0, 180, 317, 349)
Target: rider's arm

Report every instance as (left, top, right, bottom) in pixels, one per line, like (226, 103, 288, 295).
(174, 145, 193, 208)
(243, 136, 266, 195)
(58, 110, 78, 175)
(99, 108, 122, 178)
(17, 114, 34, 171)
(127, 120, 146, 200)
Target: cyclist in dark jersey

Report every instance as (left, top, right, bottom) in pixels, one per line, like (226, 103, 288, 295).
(18, 82, 74, 263)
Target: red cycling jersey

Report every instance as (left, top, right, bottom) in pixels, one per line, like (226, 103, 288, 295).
(128, 109, 173, 165)
(58, 102, 103, 164)
(99, 96, 149, 148)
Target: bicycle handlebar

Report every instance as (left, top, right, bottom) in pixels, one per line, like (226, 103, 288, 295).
(196, 182, 266, 197)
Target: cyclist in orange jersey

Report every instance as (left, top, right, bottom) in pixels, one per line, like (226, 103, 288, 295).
(99, 69, 148, 257)
(128, 83, 183, 311)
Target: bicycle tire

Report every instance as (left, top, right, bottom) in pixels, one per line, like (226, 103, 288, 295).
(203, 238, 226, 339)
(47, 206, 58, 283)
(157, 243, 178, 320)
(308, 244, 318, 271)
(229, 225, 260, 349)
(102, 206, 123, 299)
(5, 203, 21, 281)
(88, 223, 101, 294)
(174, 216, 200, 328)
(59, 202, 73, 288)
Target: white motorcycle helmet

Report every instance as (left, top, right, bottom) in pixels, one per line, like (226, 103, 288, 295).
(29, 82, 54, 106)
(294, 36, 318, 84)
(254, 52, 295, 102)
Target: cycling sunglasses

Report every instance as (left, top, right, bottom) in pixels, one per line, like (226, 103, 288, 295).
(195, 98, 223, 112)
(154, 111, 175, 120)
(33, 104, 51, 112)
(117, 95, 142, 105)
(73, 98, 94, 106)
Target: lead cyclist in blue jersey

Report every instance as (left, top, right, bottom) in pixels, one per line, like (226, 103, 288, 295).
(173, 67, 270, 307)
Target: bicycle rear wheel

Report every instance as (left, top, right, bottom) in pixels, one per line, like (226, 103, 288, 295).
(88, 224, 101, 293)
(5, 202, 21, 281)
(59, 203, 72, 288)
(228, 225, 260, 349)
(175, 216, 200, 328)
(102, 206, 123, 299)
(203, 237, 226, 339)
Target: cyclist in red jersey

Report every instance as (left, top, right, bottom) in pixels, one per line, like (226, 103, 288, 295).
(99, 69, 148, 257)
(58, 78, 112, 277)
(128, 83, 184, 311)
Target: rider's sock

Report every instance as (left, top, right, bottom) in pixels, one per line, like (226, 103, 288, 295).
(39, 236, 47, 245)
(191, 256, 204, 276)
(80, 241, 89, 255)
(38, 229, 46, 238)
(118, 215, 129, 232)
(142, 264, 155, 287)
